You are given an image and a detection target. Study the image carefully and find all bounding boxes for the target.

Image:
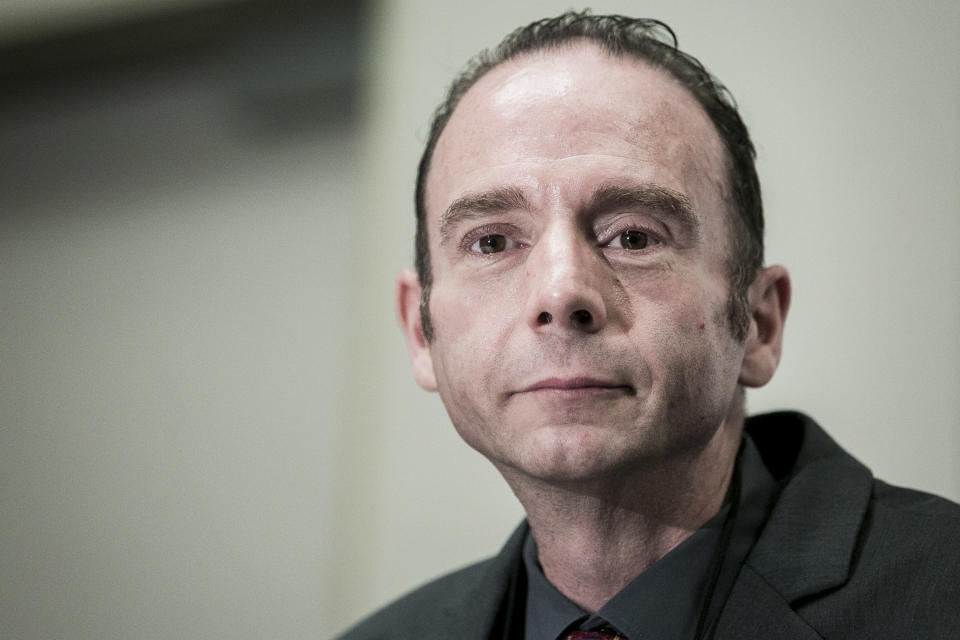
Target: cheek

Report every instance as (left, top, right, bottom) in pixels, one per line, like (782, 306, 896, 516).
(676, 293, 743, 405)
(426, 279, 521, 417)
(429, 265, 528, 353)
(630, 273, 738, 386)
(623, 269, 718, 336)
(429, 340, 494, 456)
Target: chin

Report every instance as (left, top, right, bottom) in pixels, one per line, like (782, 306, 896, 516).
(506, 424, 630, 482)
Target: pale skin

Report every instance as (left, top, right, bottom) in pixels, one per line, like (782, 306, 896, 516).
(397, 43, 790, 612)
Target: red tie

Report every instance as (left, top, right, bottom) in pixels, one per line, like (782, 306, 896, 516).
(564, 631, 626, 640)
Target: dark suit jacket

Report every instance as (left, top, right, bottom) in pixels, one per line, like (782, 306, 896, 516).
(339, 412, 960, 639)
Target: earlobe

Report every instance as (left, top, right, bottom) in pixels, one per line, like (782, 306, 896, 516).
(738, 265, 791, 388)
(396, 269, 438, 391)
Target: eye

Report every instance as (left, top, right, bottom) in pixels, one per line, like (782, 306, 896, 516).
(609, 229, 659, 250)
(470, 234, 515, 254)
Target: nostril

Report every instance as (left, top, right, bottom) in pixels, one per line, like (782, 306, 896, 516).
(538, 311, 553, 325)
(571, 309, 592, 325)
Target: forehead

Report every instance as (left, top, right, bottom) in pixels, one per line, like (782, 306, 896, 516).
(426, 43, 729, 229)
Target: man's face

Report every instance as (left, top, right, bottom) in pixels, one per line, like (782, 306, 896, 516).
(410, 44, 751, 482)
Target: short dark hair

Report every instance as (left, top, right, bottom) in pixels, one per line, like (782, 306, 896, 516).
(414, 10, 763, 341)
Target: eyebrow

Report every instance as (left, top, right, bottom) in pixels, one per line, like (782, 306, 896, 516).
(439, 186, 531, 245)
(586, 183, 700, 234)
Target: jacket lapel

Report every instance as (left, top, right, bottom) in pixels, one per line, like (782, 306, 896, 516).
(714, 566, 824, 639)
(745, 453, 873, 601)
(713, 412, 875, 638)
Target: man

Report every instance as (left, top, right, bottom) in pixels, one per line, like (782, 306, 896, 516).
(340, 11, 960, 640)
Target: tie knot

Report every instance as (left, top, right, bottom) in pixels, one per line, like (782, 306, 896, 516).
(564, 631, 625, 640)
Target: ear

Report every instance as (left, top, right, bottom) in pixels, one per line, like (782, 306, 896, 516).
(738, 265, 791, 388)
(396, 269, 438, 391)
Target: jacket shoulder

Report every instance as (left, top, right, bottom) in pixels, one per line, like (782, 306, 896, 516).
(337, 557, 497, 639)
(872, 479, 960, 520)
(861, 478, 960, 578)
(336, 522, 529, 640)
(800, 479, 960, 637)
(743, 412, 960, 637)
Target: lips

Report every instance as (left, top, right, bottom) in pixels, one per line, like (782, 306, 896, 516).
(515, 376, 635, 396)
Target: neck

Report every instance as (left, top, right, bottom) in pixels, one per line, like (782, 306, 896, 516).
(502, 418, 742, 613)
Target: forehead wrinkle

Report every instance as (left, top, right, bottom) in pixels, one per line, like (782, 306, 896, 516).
(439, 185, 531, 246)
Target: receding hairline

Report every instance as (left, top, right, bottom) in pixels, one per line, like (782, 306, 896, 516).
(423, 41, 734, 236)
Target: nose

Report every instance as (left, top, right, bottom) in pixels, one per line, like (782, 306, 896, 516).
(526, 228, 609, 334)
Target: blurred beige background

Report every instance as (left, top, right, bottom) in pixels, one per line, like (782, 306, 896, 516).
(1, 1, 957, 638)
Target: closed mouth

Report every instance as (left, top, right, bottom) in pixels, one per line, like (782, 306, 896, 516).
(516, 377, 635, 396)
